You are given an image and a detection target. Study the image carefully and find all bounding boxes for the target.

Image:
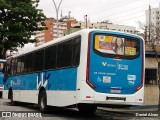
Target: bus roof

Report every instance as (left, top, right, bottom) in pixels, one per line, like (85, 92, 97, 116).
(7, 29, 143, 59)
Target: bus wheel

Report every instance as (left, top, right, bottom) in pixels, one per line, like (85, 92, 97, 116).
(77, 104, 97, 114)
(39, 90, 48, 113)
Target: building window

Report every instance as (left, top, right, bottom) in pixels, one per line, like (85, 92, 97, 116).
(145, 69, 157, 85)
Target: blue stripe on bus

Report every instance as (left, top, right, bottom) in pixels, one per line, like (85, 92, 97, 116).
(4, 68, 78, 91)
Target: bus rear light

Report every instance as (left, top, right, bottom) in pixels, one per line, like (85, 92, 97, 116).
(86, 96, 91, 98)
(135, 39, 145, 92)
(114, 56, 120, 59)
(86, 32, 96, 89)
(135, 85, 143, 91)
(86, 79, 96, 89)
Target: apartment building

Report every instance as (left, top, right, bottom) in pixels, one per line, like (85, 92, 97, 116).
(145, 5, 160, 27)
(35, 17, 77, 46)
(35, 18, 54, 46)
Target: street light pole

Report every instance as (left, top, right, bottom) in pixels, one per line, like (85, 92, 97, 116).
(52, 0, 63, 38)
(85, 15, 87, 28)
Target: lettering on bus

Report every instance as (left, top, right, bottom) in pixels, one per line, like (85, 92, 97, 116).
(101, 62, 116, 68)
(10, 80, 21, 86)
(94, 72, 116, 76)
(128, 81, 135, 85)
(117, 64, 128, 70)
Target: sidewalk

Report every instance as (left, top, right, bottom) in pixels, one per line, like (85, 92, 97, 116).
(98, 105, 159, 112)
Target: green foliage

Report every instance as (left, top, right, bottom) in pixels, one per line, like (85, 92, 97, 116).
(0, 0, 46, 58)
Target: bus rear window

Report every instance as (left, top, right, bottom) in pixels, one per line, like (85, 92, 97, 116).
(94, 34, 140, 59)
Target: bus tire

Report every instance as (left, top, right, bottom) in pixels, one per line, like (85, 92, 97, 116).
(77, 104, 97, 114)
(39, 90, 48, 113)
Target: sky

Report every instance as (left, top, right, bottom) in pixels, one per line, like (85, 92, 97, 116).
(38, 0, 160, 30)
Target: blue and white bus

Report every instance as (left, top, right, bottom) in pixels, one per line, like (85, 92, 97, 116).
(3, 29, 144, 113)
(0, 59, 6, 97)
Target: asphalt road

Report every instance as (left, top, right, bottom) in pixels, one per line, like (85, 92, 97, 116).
(0, 98, 159, 120)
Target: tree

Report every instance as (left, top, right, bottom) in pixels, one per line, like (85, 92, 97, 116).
(137, 20, 160, 52)
(0, 0, 46, 58)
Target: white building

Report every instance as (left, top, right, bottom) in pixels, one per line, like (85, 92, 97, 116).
(35, 31, 45, 46)
(72, 22, 137, 34)
(145, 5, 160, 27)
(53, 22, 67, 38)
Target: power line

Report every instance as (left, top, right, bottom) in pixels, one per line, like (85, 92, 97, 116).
(96, 7, 146, 22)
(114, 14, 145, 23)
(109, 9, 145, 20)
(87, 0, 140, 15)
(89, 0, 159, 22)
(91, 7, 146, 22)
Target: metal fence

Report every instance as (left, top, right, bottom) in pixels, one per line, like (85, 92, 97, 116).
(145, 69, 158, 85)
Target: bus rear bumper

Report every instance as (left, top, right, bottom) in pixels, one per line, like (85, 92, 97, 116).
(79, 81, 144, 106)
(93, 88, 144, 106)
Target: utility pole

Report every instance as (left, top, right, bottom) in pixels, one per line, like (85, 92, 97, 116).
(145, 26, 147, 42)
(52, 0, 63, 38)
(68, 11, 71, 34)
(85, 15, 87, 28)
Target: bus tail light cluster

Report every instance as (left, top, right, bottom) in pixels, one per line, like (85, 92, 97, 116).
(86, 96, 91, 98)
(86, 32, 96, 89)
(135, 39, 145, 92)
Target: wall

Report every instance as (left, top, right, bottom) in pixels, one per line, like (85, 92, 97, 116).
(144, 86, 159, 105)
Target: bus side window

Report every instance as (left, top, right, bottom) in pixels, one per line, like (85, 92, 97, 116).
(0, 63, 3, 72)
(33, 49, 44, 72)
(57, 40, 72, 68)
(0, 63, 3, 69)
(24, 53, 34, 73)
(4, 60, 11, 77)
(11, 59, 17, 75)
(44, 45, 57, 70)
(72, 37, 81, 66)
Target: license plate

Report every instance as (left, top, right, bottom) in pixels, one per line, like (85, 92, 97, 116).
(111, 89, 121, 93)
